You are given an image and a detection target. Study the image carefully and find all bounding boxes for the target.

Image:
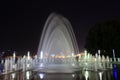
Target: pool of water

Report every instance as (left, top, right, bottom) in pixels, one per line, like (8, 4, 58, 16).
(0, 65, 120, 80)
(0, 69, 120, 80)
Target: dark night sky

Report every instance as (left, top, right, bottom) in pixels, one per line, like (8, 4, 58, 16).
(0, 0, 120, 53)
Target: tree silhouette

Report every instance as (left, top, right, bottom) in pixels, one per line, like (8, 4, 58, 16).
(85, 20, 120, 57)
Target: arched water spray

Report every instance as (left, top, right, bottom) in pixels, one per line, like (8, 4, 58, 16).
(36, 13, 79, 72)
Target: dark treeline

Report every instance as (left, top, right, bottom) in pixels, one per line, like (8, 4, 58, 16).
(85, 20, 120, 57)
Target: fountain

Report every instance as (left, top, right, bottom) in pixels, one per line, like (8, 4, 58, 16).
(1, 12, 120, 80)
(1, 13, 120, 76)
(35, 13, 79, 73)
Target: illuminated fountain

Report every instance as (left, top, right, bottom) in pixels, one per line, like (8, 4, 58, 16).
(35, 13, 79, 73)
(1, 51, 33, 74)
(1, 13, 120, 75)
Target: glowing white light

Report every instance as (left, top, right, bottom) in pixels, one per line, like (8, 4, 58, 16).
(39, 73, 44, 79)
(27, 51, 30, 59)
(72, 74, 75, 77)
(11, 73, 16, 79)
(99, 72, 103, 80)
(98, 50, 100, 55)
(84, 50, 87, 54)
(40, 51, 43, 59)
(13, 51, 16, 59)
(23, 55, 26, 58)
(84, 71, 89, 80)
(72, 52, 74, 57)
(26, 71, 30, 79)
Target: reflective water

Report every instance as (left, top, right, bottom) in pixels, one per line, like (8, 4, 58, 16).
(0, 68, 120, 80)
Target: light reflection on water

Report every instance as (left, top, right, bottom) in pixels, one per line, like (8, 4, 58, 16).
(0, 69, 120, 80)
(39, 73, 44, 79)
(113, 65, 119, 80)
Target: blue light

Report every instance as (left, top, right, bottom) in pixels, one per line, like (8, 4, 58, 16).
(113, 68, 118, 80)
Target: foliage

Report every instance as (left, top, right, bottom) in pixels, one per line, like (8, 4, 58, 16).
(85, 20, 120, 57)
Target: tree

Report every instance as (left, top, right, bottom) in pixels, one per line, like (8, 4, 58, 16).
(85, 20, 120, 57)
